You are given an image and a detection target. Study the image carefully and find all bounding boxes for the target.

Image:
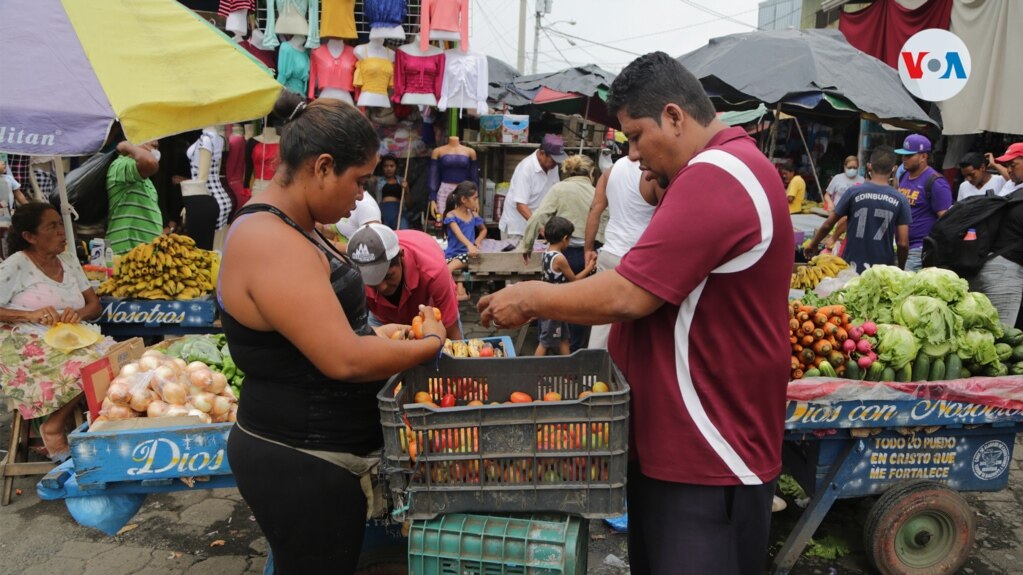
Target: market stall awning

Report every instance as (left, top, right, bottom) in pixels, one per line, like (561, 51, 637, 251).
(678, 28, 936, 130)
(499, 65, 618, 126)
(0, 0, 282, 156)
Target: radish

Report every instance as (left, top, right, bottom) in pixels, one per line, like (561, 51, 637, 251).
(858, 355, 874, 369)
(848, 326, 864, 341)
(868, 351, 878, 362)
(842, 339, 857, 353)
(861, 321, 877, 336)
(856, 339, 872, 355)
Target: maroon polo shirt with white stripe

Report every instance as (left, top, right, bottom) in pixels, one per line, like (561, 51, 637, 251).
(610, 126, 794, 486)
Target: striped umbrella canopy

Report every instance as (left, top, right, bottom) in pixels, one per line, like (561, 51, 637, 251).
(0, 0, 282, 156)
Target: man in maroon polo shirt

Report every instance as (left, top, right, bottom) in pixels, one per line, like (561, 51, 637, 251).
(347, 224, 462, 339)
(477, 52, 793, 574)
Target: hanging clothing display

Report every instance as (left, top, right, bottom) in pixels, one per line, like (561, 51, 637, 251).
(392, 50, 445, 105)
(240, 29, 277, 71)
(278, 41, 310, 95)
(187, 130, 233, 230)
(838, 0, 953, 68)
(429, 154, 478, 210)
(263, 0, 320, 50)
(437, 50, 488, 112)
(354, 57, 394, 102)
(219, 0, 254, 35)
(420, 0, 469, 52)
(309, 43, 357, 99)
(250, 141, 280, 184)
(940, 0, 1023, 135)
(225, 131, 248, 210)
(320, 0, 357, 39)
(365, 0, 406, 38)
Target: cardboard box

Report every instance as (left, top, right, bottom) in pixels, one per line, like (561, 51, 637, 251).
(480, 114, 530, 144)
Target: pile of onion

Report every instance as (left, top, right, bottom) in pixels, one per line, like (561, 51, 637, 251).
(96, 348, 237, 425)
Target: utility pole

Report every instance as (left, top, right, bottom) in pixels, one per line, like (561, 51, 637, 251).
(531, 0, 551, 74)
(516, 0, 527, 73)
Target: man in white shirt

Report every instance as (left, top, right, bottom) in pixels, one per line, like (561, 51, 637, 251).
(498, 134, 566, 240)
(958, 152, 1007, 201)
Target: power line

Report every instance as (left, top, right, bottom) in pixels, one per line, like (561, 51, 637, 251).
(678, 0, 759, 30)
(472, 0, 518, 63)
(544, 28, 641, 57)
(541, 27, 574, 68)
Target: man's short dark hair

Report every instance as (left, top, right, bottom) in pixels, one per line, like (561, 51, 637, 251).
(607, 52, 716, 127)
(958, 152, 986, 170)
(779, 162, 796, 174)
(869, 146, 897, 175)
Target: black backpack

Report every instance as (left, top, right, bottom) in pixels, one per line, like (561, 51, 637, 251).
(922, 189, 1023, 277)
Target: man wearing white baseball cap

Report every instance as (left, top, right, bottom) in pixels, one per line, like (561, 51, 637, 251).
(347, 223, 463, 339)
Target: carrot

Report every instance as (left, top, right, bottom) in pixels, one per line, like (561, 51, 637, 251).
(797, 311, 811, 323)
(841, 323, 855, 334)
(801, 335, 814, 346)
(835, 327, 848, 342)
(811, 356, 825, 368)
(812, 340, 833, 355)
(801, 321, 815, 335)
(824, 323, 839, 337)
(791, 356, 800, 370)
(790, 335, 798, 344)
(792, 369, 804, 380)
(818, 305, 846, 317)
(812, 328, 825, 341)
(813, 313, 829, 327)
(793, 344, 803, 353)
(828, 316, 843, 326)
(799, 305, 816, 315)
(789, 318, 800, 332)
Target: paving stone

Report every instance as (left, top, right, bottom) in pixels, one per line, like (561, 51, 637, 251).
(186, 555, 251, 575)
(83, 546, 154, 575)
(56, 540, 118, 559)
(248, 536, 269, 555)
(21, 556, 87, 575)
(178, 498, 237, 527)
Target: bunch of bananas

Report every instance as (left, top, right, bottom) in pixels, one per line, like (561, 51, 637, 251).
(791, 254, 849, 290)
(96, 234, 218, 300)
(799, 200, 824, 214)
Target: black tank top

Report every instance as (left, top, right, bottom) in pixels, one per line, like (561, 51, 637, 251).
(220, 204, 383, 454)
(380, 181, 403, 200)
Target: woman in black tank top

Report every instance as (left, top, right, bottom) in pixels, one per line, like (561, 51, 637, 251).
(219, 92, 446, 575)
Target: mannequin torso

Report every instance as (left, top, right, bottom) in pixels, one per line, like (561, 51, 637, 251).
(395, 38, 444, 107)
(354, 39, 394, 108)
(252, 127, 280, 195)
(311, 39, 356, 104)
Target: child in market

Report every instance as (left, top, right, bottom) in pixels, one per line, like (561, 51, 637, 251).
(535, 216, 595, 356)
(444, 181, 486, 301)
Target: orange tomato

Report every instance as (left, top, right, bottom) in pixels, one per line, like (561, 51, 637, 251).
(411, 316, 424, 339)
(414, 391, 433, 404)
(578, 390, 593, 399)
(543, 391, 562, 402)
(509, 391, 534, 403)
(467, 400, 484, 406)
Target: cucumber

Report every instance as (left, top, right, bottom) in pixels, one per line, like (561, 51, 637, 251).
(804, 368, 821, 378)
(960, 368, 972, 379)
(1012, 345, 1023, 362)
(996, 343, 1013, 362)
(929, 357, 946, 381)
(912, 354, 932, 382)
(866, 362, 886, 382)
(845, 360, 861, 380)
(817, 361, 837, 378)
(1010, 361, 1023, 376)
(895, 364, 913, 382)
(945, 355, 962, 380)
(881, 367, 896, 382)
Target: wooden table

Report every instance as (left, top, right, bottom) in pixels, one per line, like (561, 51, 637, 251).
(467, 252, 543, 354)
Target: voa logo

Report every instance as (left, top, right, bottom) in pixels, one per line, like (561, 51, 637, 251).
(898, 28, 970, 102)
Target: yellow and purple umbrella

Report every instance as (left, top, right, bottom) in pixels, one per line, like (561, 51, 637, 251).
(0, 0, 282, 156)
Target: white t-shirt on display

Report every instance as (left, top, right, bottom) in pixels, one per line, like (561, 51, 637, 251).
(958, 174, 1008, 201)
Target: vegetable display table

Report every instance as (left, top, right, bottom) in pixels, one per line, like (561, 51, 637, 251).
(774, 377, 1023, 575)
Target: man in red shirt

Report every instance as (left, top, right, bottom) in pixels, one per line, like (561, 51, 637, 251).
(347, 224, 462, 339)
(477, 52, 793, 574)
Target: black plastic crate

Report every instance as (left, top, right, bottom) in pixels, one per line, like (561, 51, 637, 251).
(377, 350, 629, 520)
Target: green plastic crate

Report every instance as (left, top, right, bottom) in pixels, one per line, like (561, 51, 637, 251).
(408, 513, 587, 575)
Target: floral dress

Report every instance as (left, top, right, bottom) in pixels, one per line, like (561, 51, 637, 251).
(0, 251, 112, 419)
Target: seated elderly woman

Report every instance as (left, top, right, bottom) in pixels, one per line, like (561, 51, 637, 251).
(0, 202, 107, 462)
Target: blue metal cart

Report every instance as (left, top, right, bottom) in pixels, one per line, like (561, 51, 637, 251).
(774, 392, 1023, 575)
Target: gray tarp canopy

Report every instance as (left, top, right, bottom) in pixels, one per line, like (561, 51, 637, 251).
(487, 56, 520, 105)
(678, 28, 936, 130)
(490, 64, 618, 125)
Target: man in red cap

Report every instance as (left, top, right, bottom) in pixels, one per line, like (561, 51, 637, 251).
(973, 143, 1023, 326)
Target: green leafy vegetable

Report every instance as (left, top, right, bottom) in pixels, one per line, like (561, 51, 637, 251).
(954, 292, 1004, 337)
(837, 265, 910, 324)
(805, 535, 850, 560)
(179, 337, 222, 366)
(894, 296, 961, 357)
(956, 329, 1000, 366)
(898, 267, 969, 304)
(777, 474, 807, 500)
(876, 324, 920, 370)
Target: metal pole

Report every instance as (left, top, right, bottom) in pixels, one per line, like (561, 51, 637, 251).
(792, 117, 823, 203)
(517, 0, 527, 73)
(531, 5, 542, 74)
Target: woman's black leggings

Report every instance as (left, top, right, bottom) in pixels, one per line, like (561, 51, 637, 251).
(227, 427, 368, 575)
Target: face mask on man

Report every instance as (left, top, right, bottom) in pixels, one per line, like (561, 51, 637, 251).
(845, 168, 857, 178)
(150, 149, 162, 163)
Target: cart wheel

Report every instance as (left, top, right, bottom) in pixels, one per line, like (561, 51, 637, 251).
(863, 481, 975, 575)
